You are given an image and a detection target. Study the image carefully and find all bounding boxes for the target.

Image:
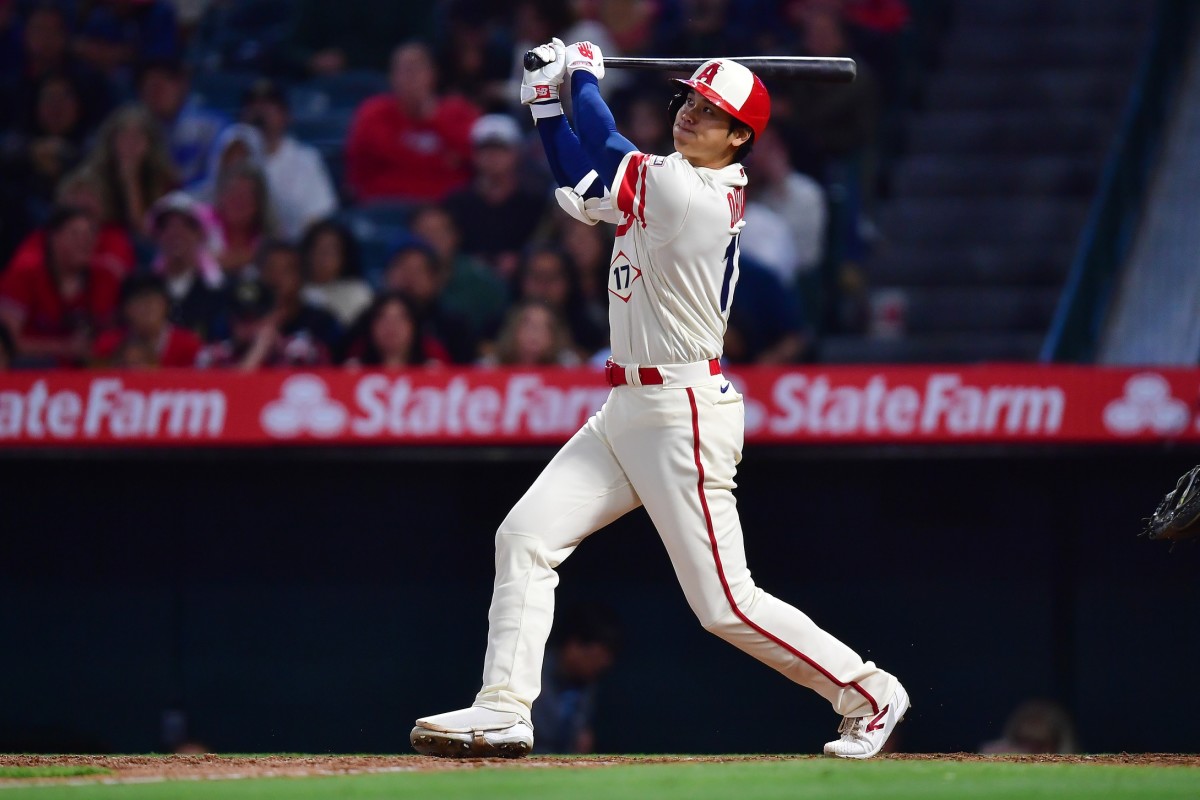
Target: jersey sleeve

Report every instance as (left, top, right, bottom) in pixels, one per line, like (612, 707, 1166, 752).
(612, 152, 696, 246)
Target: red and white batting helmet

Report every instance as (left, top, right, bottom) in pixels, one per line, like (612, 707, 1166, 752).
(672, 58, 771, 139)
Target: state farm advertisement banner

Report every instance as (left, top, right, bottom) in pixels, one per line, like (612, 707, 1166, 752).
(0, 366, 1198, 448)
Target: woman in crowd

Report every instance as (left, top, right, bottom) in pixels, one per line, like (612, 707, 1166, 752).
(511, 244, 606, 359)
(298, 218, 374, 328)
(0, 205, 120, 366)
(0, 73, 91, 229)
(348, 291, 431, 369)
(6, 166, 136, 278)
(83, 104, 179, 240)
(211, 163, 273, 276)
(483, 299, 580, 367)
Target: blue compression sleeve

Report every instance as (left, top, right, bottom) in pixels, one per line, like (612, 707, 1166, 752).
(571, 72, 637, 185)
(535, 113, 605, 199)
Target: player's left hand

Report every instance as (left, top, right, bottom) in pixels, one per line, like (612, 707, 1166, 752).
(565, 41, 605, 80)
(521, 37, 567, 106)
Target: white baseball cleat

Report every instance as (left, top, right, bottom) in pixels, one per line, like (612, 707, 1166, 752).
(410, 706, 534, 758)
(823, 684, 910, 759)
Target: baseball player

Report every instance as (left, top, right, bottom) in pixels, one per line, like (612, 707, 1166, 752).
(411, 39, 908, 759)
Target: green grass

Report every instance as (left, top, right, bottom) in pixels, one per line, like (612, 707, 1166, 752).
(0, 766, 111, 779)
(0, 759, 1193, 799)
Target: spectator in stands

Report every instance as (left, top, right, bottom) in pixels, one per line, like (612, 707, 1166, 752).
(0, 206, 120, 367)
(980, 699, 1079, 755)
(616, 89, 675, 155)
(746, 127, 827, 282)
(136, 57, 227, 188)
(257, 239, 341, 356)
(0, 4, 113, 134)
(345, 291, 434, 368)
(553, 217, 610, 347)
(83, 104, 179, 240)
(443, 113, 548, 278)
(92, 274, 202, 367)
(724, 256, 810, 364)
(6, 166, 136, 279)
(0, 73, 90, 255)
(778, 5, 879, 181)
(381, 239, 477, 364)
(192, 121, 264, 202)
(344, 42, 479, 202)
(196, 278, 328, 369)
(298, 218, 373, 328)
(531, 603, 622, 755)
(240, 78, 337, 242)
(148, 191, 225, 339)
(286, 0, 435, 76)
(482, 299, 581, 367)
(739, 203, 801, 288)
(408, 204, 507, 340)
(513, 245, 606, 358)
(211, 163, 272, 276)
(654, 0, 752, 60)
(434, 0, 514, 106)
(72, 0, 179, 89)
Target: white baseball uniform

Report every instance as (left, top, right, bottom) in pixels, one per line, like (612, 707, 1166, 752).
(472, 148, 898, 723)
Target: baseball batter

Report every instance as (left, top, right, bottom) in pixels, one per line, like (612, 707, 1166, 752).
(411, 39, 908, 759)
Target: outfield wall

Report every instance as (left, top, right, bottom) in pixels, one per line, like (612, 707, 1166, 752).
(2, 446, 1197, 755)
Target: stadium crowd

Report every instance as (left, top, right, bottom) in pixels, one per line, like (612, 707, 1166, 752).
(0, 0, 920, 371)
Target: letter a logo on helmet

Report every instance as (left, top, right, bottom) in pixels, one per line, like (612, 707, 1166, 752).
(695, 62, 722, 86)
(673, 58, 770, 139)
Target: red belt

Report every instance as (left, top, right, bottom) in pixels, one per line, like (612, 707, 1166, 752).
(605, 358, 721, 387)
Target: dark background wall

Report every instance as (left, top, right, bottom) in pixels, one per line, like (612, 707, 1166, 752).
(2, 446, 1198, 755)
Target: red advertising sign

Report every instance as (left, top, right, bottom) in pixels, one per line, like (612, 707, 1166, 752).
(0, 366, 1198, 448)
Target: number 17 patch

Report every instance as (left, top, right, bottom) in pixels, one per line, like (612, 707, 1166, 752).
(608, 250, 642, 302)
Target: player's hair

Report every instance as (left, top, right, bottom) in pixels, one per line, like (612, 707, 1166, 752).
(668, 91, 756, 163)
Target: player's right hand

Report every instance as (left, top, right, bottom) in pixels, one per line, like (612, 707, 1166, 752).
(520, 37, 567, 106)
(564, 41, 605, 80)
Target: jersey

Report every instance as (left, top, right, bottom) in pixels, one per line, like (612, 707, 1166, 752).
(607, 151, 748, 366)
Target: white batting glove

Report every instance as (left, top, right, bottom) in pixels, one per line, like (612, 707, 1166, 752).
(564, 40, 605, 80)
(521, 37, 567, 117)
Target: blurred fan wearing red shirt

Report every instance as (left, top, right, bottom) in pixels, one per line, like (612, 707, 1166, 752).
(92, 273, 202, 368)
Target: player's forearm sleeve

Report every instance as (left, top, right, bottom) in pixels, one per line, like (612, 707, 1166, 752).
(535, 113, 605, 200)
(571, 72, 636, 185)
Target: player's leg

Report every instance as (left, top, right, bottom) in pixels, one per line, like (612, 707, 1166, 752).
(612, 381, 905, 755)
(413, 409, 640, 756)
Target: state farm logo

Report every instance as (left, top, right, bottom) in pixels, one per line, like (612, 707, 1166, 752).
(261, 375, 348, 438)
(1103, 373, 1190, 436)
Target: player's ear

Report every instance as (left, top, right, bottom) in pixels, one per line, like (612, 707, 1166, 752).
(728, 124, 752, 148)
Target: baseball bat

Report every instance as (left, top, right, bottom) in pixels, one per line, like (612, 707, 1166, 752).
(522, 52, 856, 82)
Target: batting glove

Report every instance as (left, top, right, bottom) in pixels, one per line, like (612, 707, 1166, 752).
(564, 40, 605, 80)
(521, 37, 567, 118)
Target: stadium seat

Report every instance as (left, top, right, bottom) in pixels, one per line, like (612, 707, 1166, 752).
(289, 71, 388, 118)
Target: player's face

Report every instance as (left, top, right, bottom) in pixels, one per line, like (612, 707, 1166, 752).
(672, 90, 751, 168)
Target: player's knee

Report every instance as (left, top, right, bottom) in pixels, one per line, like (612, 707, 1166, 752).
(698, 605, 743, 637)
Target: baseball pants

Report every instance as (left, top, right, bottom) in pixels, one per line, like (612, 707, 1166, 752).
(474, 373, 897, 720)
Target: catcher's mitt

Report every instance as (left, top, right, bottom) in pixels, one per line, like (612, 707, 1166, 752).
(1143, 465, 1200, 542)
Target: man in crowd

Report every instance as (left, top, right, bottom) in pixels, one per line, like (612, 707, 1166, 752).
(345, 42, 479, 202)
(241, 79, 338, 242)
(137, 57, 228, 188)
(444, 113, 549, 277)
